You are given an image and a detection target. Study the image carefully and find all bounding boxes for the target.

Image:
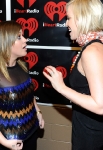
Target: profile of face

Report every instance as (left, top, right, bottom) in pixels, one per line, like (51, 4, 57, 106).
(11, 29, 27, 60)
(66, 5, 78, 40)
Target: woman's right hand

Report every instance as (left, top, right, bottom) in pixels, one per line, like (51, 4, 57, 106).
(43, 66, 66, 93)
(0, 132, 23, 150)
(7, 139, 23, 150)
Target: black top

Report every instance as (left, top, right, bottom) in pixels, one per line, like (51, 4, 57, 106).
(69, 39, 103, 131)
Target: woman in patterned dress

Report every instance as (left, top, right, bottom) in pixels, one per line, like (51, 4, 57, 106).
(0, 20, 44, 150)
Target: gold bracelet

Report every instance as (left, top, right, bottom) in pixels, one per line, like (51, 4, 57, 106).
(37, 110, 42, 115)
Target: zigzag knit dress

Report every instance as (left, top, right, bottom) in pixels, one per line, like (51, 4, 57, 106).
(0, 63, 39, 141)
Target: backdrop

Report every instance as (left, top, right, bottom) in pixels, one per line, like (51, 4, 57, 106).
(2, 0, 81, 105)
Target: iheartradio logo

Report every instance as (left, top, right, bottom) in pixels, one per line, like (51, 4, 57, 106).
(43, 66, 67, 88)
(56, 66, 67, 78)
(32, 78, 39, 91)
(16, 18, 38, 36)
(17, 0, 36, 8)
(44, 1, 66, 21)
(43, 66, 67, 79)
(22, 52, 38, 69)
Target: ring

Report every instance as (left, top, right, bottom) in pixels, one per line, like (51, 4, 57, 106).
(50, 71, 54, 76)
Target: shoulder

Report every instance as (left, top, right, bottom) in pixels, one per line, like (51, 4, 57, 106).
(81, 42, 103, 61)
(80, 42, 103, 74)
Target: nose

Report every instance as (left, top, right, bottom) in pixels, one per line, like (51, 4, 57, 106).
(25, 38, 28, 42)
(23, 37, 28, 42)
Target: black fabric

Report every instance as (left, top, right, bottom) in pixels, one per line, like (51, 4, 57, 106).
(22, 128, 39, 150)
(0, 62, 29, 87)
(69, 39, 103, 150)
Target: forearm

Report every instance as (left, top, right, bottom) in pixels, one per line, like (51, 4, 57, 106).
(33, 98, 44, 128)
(33, 98, 41, 112)
(0, 132, 7, 146)
(59, 85, 103, 115)
(0, 132, 23, 149)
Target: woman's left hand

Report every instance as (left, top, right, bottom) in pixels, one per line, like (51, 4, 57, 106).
(37, 112, 44, 129)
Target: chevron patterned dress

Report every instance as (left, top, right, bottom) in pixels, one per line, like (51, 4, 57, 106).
(0, 63, 39, 140)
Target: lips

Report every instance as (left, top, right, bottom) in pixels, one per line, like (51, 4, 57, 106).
(23, 45, 27, 49)
(68, 27, 71, 32)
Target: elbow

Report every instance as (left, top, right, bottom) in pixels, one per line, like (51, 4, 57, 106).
(93, 99, 103, 115)
(96, 107, 103, 115)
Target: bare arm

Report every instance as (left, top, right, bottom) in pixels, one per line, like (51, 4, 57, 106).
(43, 43, 103, 115)
(33, 98, 44, 129)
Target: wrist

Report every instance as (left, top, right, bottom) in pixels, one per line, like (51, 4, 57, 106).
(37, 110, 42, 115)
(59, 84, 67, 94)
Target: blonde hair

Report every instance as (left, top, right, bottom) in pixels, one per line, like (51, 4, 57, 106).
(0, 20, 27, 81)
(66, 0, 103, 35)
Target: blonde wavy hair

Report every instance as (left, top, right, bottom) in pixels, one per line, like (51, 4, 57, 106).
(0, 20, 28, 81)
(66, 0, 103, 35)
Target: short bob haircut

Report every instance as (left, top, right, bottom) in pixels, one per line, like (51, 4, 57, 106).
(66, 0, 103, 36)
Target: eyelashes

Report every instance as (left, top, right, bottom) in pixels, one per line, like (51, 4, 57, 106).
(17, 33, 25, 40)
(17, 35, 21, 40)
(67, 17, 70, 20)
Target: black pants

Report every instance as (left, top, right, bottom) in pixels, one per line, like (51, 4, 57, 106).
(0, 129, 39, 150)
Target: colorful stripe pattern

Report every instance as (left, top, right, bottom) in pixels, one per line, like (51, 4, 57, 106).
(0, 78, 39, 140)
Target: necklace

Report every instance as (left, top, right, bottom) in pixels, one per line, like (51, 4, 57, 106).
(70, 51, 81, 72)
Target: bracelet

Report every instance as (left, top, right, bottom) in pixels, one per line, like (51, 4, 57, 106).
(37, 110, 42, 115)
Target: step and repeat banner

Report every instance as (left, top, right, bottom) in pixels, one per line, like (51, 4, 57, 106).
(2, 0, 81, 105)
(0, 0, 6, 21)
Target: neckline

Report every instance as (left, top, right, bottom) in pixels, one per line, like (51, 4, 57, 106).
(7, 62, 18, 69)
(79, 39, 103, 59)
(74, 39, 102, 66)
(82, 39, 102, 50)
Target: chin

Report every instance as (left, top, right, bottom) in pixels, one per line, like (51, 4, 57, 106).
(70, 37, 75, 40)
(23, 52, 27, 56)
(70, 33, 77, 40)
(71, 37, 77, 41)
(70, 35, 75, 40)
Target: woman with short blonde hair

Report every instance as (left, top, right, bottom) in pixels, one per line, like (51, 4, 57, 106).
(43, 0, 103, 149)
